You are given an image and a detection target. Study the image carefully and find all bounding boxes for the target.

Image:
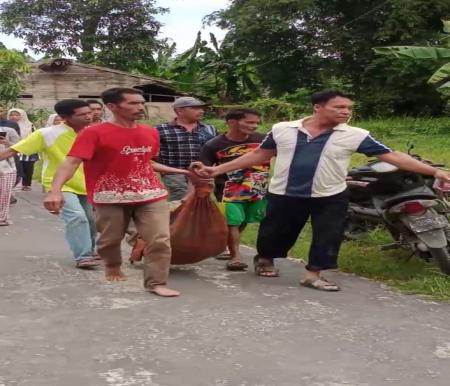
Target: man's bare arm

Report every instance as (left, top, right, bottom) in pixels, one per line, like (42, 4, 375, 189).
(151, 161, 190, 176)
(44, 157, 83, 214)
(377, 151, 450, 183)
(192, 148, 276, 177)
(0, 148, 18, 161)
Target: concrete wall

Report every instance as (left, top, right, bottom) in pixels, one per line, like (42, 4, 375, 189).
(145, 102, 175, 122)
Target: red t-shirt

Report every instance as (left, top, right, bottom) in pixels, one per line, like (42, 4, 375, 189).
(68, 122, 167, 205)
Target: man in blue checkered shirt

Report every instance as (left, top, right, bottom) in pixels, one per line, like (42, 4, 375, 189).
(156, 97, 217, 200)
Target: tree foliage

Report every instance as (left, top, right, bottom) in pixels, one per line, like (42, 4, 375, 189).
(142, 32, 261, 104)
(0, 0, 166, 71)
(1, 0, 449, 116)
(209, 0, 450, 115)
(0, 48, 29, 104)
(375, 19, 450, 94)
(207, 0, 327, 96)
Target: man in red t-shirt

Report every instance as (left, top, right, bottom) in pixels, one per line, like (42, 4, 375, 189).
(44, 88, 199, 297)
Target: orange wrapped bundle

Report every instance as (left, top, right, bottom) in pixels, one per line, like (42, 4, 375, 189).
(129, 184, 228, 265)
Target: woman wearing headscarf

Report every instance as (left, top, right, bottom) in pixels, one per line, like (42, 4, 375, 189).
(7, 108, 39, 191)
(0, 125, 20, 225)
(45, 113, 64, 127)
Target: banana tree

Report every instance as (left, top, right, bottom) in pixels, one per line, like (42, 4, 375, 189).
(200, 32, 260, 103)
(374, 19, 450, 93)
(168, 32, 260, 103)
(169, 31, 209, 90)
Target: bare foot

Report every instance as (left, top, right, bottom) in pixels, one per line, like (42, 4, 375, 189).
(105, 266, 127, 281)
(149, 285, 180, 297)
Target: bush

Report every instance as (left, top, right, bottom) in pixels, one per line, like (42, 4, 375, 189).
(248, 98, 297, 122)
(27, 108, 53, 128)
(206, 114, 450, 138)
(354, 117, 450, 138)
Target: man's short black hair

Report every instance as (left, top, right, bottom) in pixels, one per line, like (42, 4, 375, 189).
(86, 99, 103, 107)
(311, 90, 353, 105)
(100, 88, 143, 104)
(54, 99, 90, 117)
(225, 108, 261, 121)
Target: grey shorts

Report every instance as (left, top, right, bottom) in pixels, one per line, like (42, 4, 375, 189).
(161, 174, 189, 201)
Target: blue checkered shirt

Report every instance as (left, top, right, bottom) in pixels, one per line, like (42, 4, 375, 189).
(155, 121, 217, 169)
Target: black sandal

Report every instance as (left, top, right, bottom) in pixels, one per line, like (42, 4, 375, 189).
(226, 261, 248, 271)
(253, 256, 279, 277)
(215, 252, 232, 261)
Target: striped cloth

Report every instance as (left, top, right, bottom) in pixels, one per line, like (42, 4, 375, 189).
(0, 171, 17, 223)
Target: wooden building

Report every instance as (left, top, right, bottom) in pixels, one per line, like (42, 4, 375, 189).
(19, 58, 184, 120)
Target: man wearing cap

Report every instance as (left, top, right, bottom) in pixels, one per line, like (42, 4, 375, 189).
(156, 97, 217, 201)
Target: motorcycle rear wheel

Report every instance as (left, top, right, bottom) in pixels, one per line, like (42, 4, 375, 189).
(429, 247, 450, 275)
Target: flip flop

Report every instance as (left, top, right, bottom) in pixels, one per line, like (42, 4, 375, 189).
(226, 261, 248, 271)
(76, 258, 100, 269)
(300, 277, 341, 292)
(215, 252, 232, 260)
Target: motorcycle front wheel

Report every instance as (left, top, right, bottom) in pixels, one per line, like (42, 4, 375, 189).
(429, 247, 450, 275)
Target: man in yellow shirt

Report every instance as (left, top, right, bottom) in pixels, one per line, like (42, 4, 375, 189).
(0, 99, 98, 268)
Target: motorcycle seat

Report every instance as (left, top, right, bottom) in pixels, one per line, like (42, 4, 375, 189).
(348, 166, 373, 176)
(379, 188, 437, 209)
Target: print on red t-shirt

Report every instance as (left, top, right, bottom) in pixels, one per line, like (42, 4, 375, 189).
(68, 122, 167, 205)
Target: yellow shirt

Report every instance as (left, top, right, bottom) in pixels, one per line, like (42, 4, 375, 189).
(11, 124, 86, 194)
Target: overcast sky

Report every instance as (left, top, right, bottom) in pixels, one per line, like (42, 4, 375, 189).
(0, 0, 229, 56)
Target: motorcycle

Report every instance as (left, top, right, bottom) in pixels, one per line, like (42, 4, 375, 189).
(405, 141, 450, 201)
(345, 145, 450, 275)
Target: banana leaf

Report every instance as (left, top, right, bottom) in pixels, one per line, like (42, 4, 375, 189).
(374, 46, 450, 59)
(443, 18, 450, 34)
(209, 33, 220, 53)
(428, 62, 450, 86)
(438, 80, 450, 90)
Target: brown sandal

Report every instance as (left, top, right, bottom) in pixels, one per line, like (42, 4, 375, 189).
(300, 277, 341, 291)
(226, 261, 248, 271)
(253, 256, 279, 277)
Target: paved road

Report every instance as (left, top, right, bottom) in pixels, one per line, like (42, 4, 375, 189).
(1, 188, 450, 386)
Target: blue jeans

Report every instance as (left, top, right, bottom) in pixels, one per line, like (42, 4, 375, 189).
(60, 192, 96, 261)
